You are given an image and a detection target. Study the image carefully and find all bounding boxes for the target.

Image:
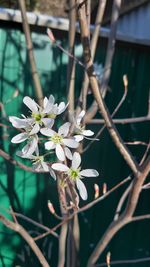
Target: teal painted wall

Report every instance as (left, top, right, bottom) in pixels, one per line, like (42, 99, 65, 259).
(0, 23, 150, 267)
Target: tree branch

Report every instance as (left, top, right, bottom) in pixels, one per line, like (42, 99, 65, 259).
(67, 0, 76, 121)
(76, 0, 139, 175)
(18, 0, 43, 105)
(0, 214, 50, 267)
(87, 156, 150, 267)
(85, 0, 122, 121)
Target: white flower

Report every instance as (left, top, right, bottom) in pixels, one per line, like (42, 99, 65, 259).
(9, 95, 68, 135)
(73, 110, 94, 142)
(10, 121, 39, 157)
(43, 95, 68, 117)
(52, 152, 99, 200)
(40, 122, 78, 161)
(17, 151, 56, 180)
(23, 96, 54, 133)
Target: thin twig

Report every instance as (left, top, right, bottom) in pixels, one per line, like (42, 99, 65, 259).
(88, 116, 150, 124)
(10, 211, 58, 238)
(96, 256, 150, 266)
(83, 79, 128, 153)
(33, 175, 131, 242)
(47, 28, 85, 69)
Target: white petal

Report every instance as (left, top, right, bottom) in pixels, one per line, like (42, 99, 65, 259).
(41, 161, 49, 172)
(58, 122, 70, 137)
(49, 168, 57, 180)
(9, 116, 31, 128)
(41, 118, 54, 128)
(56, 144, 65, 161)
(49, 95, 55, 105)
(45, 141, 55, 150)
(11, 133, 28, 143)
(23, 96, 38, 113)
(76, 110, 85, 125)
(74, 135, 84, 142)
(23, 138, 38, 156)
(80, 169, 99, 177)
(82, 130, 94, 136)
(33, 162, 41, 172)
(40, 128, 56, 137)
(63, 138, 79, 148)
(72, 152, 81, 169)
(29, 123, 40, 135)
(51, 163, 69, 172)
(76, 179, 87, 200)
(43, 95, 55, 113)
(43, 97, 49, 109)
(57, 102, 67, 114)
(64, 147, 73, 160)
(16, 151, 34, 159)
(52, 104, 58, 114)
(35, 145, 39, 156)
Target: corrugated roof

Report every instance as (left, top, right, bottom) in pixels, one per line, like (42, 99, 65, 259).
(0, 7, 150, 46)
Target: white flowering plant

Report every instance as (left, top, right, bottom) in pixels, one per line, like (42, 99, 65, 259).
(9, 95, 99, 207)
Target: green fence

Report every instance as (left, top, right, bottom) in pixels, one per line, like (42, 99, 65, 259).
(0, 22, 150, 267)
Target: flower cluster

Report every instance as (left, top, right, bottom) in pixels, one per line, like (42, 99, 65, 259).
(9, 95, 99, 200)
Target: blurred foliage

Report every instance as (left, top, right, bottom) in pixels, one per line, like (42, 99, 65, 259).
(0, 0, 69, 17)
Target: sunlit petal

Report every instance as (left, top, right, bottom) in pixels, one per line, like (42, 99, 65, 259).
(40, 128, 56, 137)
(63, 138, 79, 148)
(23, 96, 38, 113)
(11, 133, 28, 143)
(64, 147, 73, 160)
(82, 130, 94, 136)
(51, 163, 69, 172)
(76, 110, 85, 125)
(29, 123, 40, 135)
(72, 152, 81, 169)
(56, 144, 65, 161)
(80, 169, 99, 177)
(9, 116, 32, 128)
(57, 102, 67, 114)
(41, 118, 54, 128)
(76, 179, 87, 200)
(49, 168, 57, 180)
(74, 135, 84, 142)
(45, 141, 55, 150)
(58, 122, 70, 137)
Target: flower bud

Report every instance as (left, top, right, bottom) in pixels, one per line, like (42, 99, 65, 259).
(94, 183, 99, 199)
(48, 201, 55, 214)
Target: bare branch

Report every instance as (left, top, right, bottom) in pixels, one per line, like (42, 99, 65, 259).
(10, 211, 58, 238)
(87, 156, 150, 267)
(18, 0, 43, 105)
(96, 256, 150, 266)
(76, 0, 139, 175)
(83, 78, 128, 153)
(88, 116, 150, 124)
(67, 0, 76, 121)
(0, 214, 50, 267)
(0, 148, 37, 172)
(76, 0, 107, 112)
(85, 0, 122, 121)
(33, 175, 131, 242)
